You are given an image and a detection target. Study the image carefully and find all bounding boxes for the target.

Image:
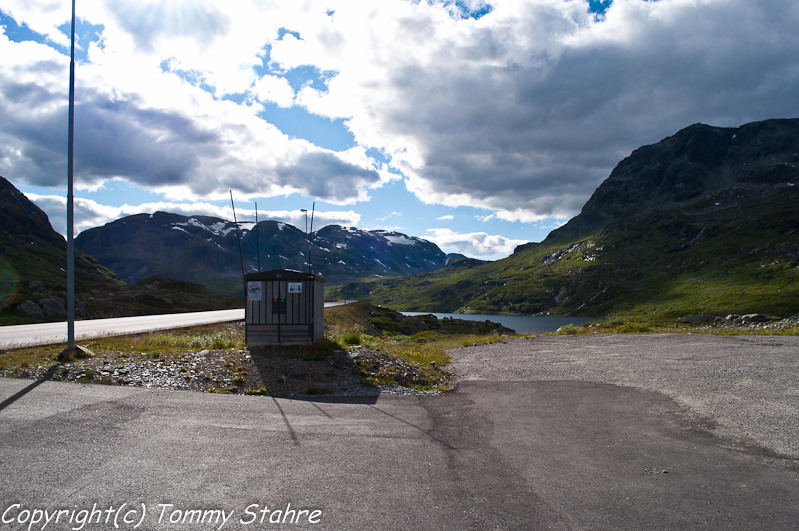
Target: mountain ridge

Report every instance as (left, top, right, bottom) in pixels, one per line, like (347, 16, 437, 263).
(329, 118, 799, 318)
(75, 212, 452, 296)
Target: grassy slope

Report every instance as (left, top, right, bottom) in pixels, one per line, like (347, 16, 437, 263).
(329, 187, 799, 318)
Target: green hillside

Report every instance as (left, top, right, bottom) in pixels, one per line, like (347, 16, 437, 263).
(1, 177, 241, 325)
(329, 119, 799, 318)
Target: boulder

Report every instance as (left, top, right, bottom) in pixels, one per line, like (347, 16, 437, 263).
(676, 312, 715, 325)
(38, 297, 66, 318)
(741, 313, 776, 323)
(17, 300, 44, 320)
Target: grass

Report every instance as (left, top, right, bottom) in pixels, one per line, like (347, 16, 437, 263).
(83, 323, 246, 358)
(325, 301, 511, 369)
(0, 344, 61, 372)
(0, 322, 245, 373)
(305, 382, 334, 395)
(322, 302, 514, 390)
(546, 314, 799, 337)
(358, 331, 505, 367)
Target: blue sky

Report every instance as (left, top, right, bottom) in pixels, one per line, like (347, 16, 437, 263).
(2, 0, 798, 259)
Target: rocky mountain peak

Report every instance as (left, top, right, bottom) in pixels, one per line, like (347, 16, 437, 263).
(0, 176, 62, 245)
(546, 118, 799, 244)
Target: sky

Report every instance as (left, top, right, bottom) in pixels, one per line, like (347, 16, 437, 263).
(1, 0, 798, 260)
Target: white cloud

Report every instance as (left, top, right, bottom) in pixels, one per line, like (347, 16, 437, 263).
(425, 228, 528, 259)
(26, 194, 360, 236)
(252, 75, 295, 107)
(3, 0, 799, 227)
(0, 3, 380, 205)
(268, 0, 799, 220)
(375, 210, 403, 222)
(437, 215, 454, 221)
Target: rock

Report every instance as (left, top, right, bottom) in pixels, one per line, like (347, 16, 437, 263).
(676, 312, 715, 324)
(38, 297, 66, 318)
(28, 281, 45, 291)
(741, 313, 775, 323)
(17, 300, 44, 319)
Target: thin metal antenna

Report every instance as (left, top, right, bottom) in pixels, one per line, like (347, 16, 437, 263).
(308, 202, 315, 275)
(255, 202, 261, 272)
(300, 208, 307, 272)
(230, 191, 246, 297)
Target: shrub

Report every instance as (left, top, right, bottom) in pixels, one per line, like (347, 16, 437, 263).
(342, 331, 362, 345)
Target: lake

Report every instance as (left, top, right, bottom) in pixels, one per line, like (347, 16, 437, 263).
(401, 312, 599, 334)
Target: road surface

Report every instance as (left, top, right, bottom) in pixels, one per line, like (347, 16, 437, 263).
(0, 302, 355, 349)
(1, 334, 797, 530)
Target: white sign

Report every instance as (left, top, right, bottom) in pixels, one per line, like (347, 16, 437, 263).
(288, 282, 302, 294)
(248, 282, 262, 301)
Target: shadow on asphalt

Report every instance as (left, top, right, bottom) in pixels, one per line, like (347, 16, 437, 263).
(0, 372, 52, 412)
(248, 344, 387, 403)
(291, 395, 379, 405)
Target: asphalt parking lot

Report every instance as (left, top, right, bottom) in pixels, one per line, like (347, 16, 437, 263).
(1, 333, 797, 530)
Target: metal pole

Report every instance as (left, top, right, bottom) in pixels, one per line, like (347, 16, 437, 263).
(230, 191, 246, 297)
(66, 0, 77, 353)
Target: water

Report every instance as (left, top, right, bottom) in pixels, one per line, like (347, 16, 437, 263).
(401, 312, 598, 334)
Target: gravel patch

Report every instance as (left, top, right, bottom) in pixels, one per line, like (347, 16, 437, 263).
(2, 344, 448, 398)
(448, 333, 799, 459)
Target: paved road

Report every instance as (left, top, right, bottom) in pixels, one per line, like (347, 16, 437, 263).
(0, 309, 245, 349)
(1, 334, 798, 530)
(0, 302, 356, 349)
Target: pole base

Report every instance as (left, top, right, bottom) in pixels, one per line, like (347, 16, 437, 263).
(57, 345, 96, 361)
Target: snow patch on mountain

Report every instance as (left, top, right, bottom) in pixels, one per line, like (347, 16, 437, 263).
(383, 234, 416, 245)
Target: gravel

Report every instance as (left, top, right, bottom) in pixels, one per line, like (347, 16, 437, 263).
(447, 333, 799, 459)
(2, 343, 447, 398)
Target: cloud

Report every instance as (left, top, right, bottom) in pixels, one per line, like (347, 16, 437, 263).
(3, 0, 799, 225)
(0, 6, 381, 205)
(376, 211, 403, 221)
(425, 228, 528, 259)
(437, 214, 454, 221)
(26, 194, 360, 237)
(274, 0, 799, 220)
(252, 75, 295, 107)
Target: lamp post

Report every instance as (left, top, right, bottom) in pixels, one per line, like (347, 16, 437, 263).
(62, 0, 77, 358)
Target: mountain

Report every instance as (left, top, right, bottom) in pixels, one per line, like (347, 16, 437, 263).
(0, 175, 121, 322)
(0, 177, 241, 324)
(329, 118, 799, 318)
(75, 213, 450, 296)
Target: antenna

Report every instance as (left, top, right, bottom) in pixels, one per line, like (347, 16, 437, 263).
(230, 191, 246, 297)
(255, 202, 261, 272)
(301, 208, 308, 272)
(308, 202, 315, 275)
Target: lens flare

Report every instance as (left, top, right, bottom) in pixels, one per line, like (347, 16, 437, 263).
(0, 259, 20, 309)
